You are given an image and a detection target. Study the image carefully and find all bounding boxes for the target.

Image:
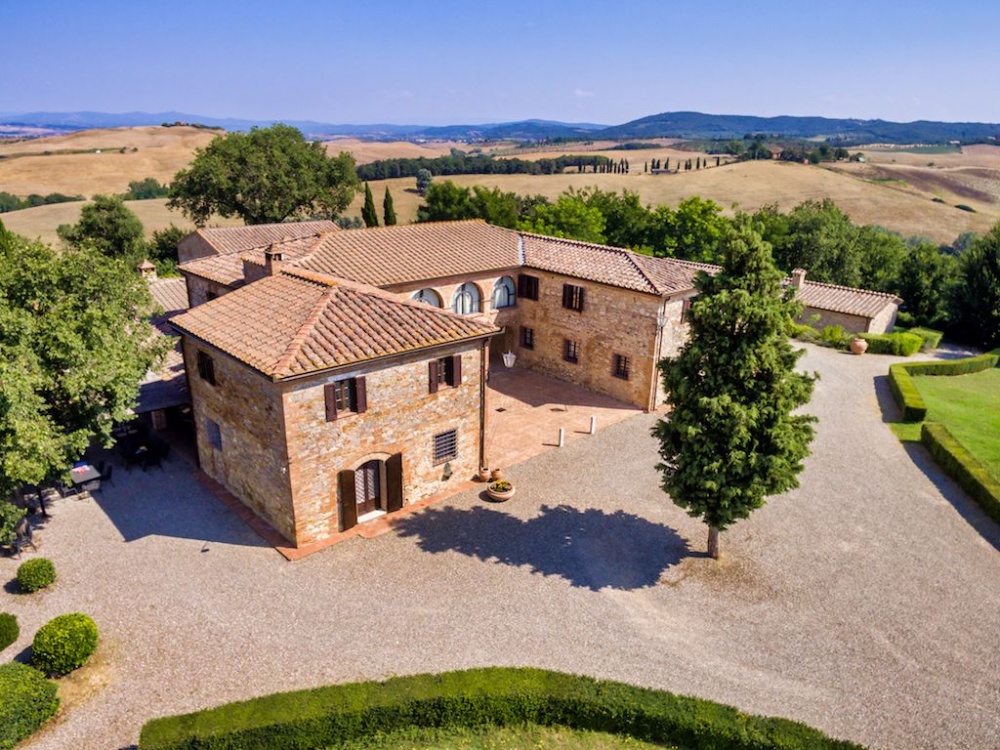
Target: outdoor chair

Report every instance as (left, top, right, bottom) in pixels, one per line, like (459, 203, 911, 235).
(57, 480, 81, 499)
(100, 464, 114, 485)
(10, 518, 36, 557)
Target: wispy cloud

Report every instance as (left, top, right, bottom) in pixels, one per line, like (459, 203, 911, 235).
(574, 88, 595, 98)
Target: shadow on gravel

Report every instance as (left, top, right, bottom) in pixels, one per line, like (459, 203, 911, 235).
(904, 443, 1000, 552)
(90, 463, 267, 548)
(874, 374, 903, 424)
(394, 503, 690, 590)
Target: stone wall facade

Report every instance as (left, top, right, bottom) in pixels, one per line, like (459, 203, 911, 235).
(184, 336, 488, 548)
(800, 307, 872, 335)
(182, 274, 235, 308)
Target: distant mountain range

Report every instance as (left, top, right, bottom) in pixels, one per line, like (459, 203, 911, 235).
(2, 110, 999, 145)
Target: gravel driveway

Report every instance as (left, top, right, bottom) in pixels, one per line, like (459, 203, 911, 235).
(2, 343, 999, 750)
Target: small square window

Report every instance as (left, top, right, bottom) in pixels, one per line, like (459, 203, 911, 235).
(613, 354, 630, 380)
(429, 356, 462, 394)
(205, 419, 222, 450)
(681, 298, 693, 322)
(433, 428, 458, 464)
(325, 377, 367, 421)
(564, 339, 579, 364)
(520, 326, 535, 350)
(517, 274, 540, 301)
(196, 350, 216, 386)
(562, 284, 585, 312)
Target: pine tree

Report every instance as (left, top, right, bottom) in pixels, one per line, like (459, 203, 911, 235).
(383, 186, 397, 226)
(652, 217, 816, 559)
(361, 182, 379, 228)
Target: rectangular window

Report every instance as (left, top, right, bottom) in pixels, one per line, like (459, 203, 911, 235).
(206, 419, 222, 450)
(564, 339, 579, 364)
(613, 354, 630, 380)
(681, 298, 693, 322)
(517, 274, 540, 301)
(324, 377, 367, 421)
(433, 428, 458, 464)
(428, 355, 462, 394)
(520, 326, 535, 350)
(196, 350, 216, 385)
(562, 284, 585, 312)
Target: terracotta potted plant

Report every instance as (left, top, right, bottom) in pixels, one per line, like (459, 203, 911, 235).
(486, 479, 515, 502)
(476, 466, 491, 482)
(849, 336, 868, 355)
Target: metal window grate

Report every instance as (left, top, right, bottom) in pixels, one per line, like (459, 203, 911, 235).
(433, 428, 458, 464)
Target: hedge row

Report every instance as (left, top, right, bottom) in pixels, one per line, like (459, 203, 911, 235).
(138, 667, 865, 750)
(922, 424, 1000, 525)
(0, 613, 18, 652)
(0, 662, 60, 750)
(858, 332, 923, 356)
(888, 350, 1000, 422)
(906, 327, 944, 351)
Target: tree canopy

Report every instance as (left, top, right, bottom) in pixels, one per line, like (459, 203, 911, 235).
(168, 124, 359, 225)
(57, 194, 146, 259)
(652, 218, 816, 558)
(951, 222, 1000, 348)
(361, 182, 379, 228)
(0, 223, 165, 498)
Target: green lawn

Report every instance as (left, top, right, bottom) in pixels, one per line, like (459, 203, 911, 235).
(327, 724, 675, 750)
(892, 368, 1000, 478)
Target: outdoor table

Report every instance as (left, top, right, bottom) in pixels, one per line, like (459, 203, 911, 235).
(70, 464, 101, 491)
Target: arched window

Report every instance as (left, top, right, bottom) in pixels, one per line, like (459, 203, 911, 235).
(452, 283, 481, 315)
(411, 288, 443, 307)
(491, 276, 517, 309)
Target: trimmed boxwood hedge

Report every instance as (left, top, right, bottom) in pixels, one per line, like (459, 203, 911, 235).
(858, 332, 923, 356)
(922, 423, 1000, 525)
(138, 668, 865, 750)
(888, 350, 1000, 423)
(31, 613, 99, 676)
(0, 662, 60, 750)
(0, 613, 19, 651)
(16, 557, 56, 593)
(906, 327, 944, 351)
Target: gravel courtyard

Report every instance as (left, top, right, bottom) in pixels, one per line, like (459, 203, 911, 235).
(3, 343, 999, 750)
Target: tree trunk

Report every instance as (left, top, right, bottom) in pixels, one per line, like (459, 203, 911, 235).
(707, 525, 720, 559)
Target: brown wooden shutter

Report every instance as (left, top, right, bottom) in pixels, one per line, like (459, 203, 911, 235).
(517, 274, 527, 297)
(355, 376, 367, 413)
(451, 354, 462, 386)
(562, 284, 571, 308)
(578, 287, 585, 312)
(428, 360, 439, 394)
(338, 470, 357, 531)
(324, 383, 338, 422)
(386, 453, 404, 512)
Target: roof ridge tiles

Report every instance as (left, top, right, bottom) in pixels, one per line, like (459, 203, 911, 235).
(272, 282, 340, 379)
(797, 277, 901, 299)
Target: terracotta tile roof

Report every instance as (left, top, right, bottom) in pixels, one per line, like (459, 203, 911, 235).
(521, 233, 708, 295)
(180, 234, 323, 286)
(170, 269, 499, 380)
(794, 280, 901, 318)
(290, 220, 521, 285)
(148, 277, 189, 317)
(189, 221, 338, 255)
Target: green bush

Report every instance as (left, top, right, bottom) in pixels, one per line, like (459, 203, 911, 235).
(16, 558, 56, 593)
(820, 325, 852, 349)
(0, 662, 60, 749)
(0, 613, 18, 651)
(907, 327, 944, 351)
(922, 423, 1000, 524)
(31, 613, 98, 676)
(138, 668, 865, 750)
(859, 332, 923, 356)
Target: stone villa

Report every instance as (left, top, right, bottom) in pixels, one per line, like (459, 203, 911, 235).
(167, 220, 900, 549)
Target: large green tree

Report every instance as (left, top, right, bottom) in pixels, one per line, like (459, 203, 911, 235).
(518, 194, 606, 244)
(766, 199, 862, 286)
(653, 218, 816, 559)
(57, 194, 145, 259)
(951, 221, 1000, 348)
(168, 124, 358, 225)
(0, 223, 165, 498)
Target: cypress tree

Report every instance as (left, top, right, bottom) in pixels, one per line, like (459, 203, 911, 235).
(652, 218, 816, 559)
(383, 186, 397, 226)
(361, 182, 379, 228)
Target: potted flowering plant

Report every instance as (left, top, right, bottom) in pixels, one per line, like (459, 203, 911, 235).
(486, 479, 515, 502)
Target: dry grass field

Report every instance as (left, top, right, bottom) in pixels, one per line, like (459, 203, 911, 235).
(3, 127, 999, 247)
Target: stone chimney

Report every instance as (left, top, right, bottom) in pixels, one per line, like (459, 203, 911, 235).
(264, 243, 285, 277)
(137, 259, 157, 281)
(790, 268, 807, 288)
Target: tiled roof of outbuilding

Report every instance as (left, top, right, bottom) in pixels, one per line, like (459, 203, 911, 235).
(794, 280, 902, 318)
(148, 277, 189, 317)
(187, 221, 338, 255)
(170, 269, 499, 380)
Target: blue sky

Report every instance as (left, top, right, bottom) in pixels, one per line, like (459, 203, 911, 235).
(6, 0, 999, 126)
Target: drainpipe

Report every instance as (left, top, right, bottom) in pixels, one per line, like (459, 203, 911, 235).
(479, 338, 489, 471)
(648, 298, 668, 412)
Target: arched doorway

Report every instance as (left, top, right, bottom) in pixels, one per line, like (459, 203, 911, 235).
(338, 453, 404, 531)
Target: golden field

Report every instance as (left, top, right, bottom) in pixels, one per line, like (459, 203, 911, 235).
(2, 126, 998, 247)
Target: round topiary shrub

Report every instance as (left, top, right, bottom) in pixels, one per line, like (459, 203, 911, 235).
(16, 558, 56, 593)
(31, 613, 98, 676)
(0, 662, 60, 748)
(0, 613, 19, 651)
